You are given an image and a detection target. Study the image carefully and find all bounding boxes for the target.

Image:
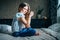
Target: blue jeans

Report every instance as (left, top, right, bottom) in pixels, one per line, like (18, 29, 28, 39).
(12, 27, 36, 37)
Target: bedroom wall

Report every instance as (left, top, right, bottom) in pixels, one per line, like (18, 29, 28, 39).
(0, 0, 48, 19)
(57, 0, 60, 23)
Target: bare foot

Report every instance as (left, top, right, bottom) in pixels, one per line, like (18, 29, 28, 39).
(34, 32, 40, 36)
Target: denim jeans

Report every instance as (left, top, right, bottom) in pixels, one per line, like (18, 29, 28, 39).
(12, 27, 36, 37)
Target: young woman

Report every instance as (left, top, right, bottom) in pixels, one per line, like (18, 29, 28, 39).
(12, 2, 39, 37)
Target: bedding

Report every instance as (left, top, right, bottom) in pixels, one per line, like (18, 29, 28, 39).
(0, 23, 60, 40)
(0, 28, 56, 40)
(0, 24, 12, 34)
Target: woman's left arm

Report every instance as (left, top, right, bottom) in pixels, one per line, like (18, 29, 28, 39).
(25, 11, 34, 25)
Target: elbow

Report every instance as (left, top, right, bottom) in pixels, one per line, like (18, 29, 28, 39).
(25, 23, 30, 28)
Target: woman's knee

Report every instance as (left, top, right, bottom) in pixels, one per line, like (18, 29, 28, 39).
(12, 32, 20, 37)
(28, 28, 36, 35)
(31, 29, 36, 34)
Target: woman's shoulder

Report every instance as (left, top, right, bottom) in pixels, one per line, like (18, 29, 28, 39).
(16, 12, 25, 18)
(16, 12, 23, 15)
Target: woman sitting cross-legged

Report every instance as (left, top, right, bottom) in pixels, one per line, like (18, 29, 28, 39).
(12, 2, 39, 37)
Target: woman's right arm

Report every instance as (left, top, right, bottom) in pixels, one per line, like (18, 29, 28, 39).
(18, 17, 30, 28)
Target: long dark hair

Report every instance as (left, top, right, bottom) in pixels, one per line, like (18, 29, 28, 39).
(18, 2, 31, 20)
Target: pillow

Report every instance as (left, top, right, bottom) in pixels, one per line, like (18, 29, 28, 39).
(41, 28, 60, 40)
(48, 23, 60, 33)
(41, 28, 57, 36)
(0, 24, 12, 34)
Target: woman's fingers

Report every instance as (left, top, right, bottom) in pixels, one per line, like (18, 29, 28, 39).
(30, 11, 34, 17)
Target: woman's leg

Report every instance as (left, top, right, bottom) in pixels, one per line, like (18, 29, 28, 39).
(12, 32, 20, 37)
(19, 27, 36, 37)
(12, 28, 28, 37)
(12, 27, 38, 37)
(26, 27, 36, 36)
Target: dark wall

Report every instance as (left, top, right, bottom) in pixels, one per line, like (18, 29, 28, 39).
(0, 0, 48, 19)
(48, 0, 58, 24)
(0, 19, 51, 28)
(57, 0, 60, 23)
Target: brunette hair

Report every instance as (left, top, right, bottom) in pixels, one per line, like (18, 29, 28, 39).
(18, 2, 30, 13)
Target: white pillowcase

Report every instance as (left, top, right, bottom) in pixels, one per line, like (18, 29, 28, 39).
(0, 24, 12, 34)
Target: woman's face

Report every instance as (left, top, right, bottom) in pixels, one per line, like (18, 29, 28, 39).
(21, 6, 28, 14)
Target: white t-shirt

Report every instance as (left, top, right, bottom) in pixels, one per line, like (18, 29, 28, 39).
(12, 12, 25, 32)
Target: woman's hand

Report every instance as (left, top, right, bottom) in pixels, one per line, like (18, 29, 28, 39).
(29, 11, 34, 17)
(25, 11, 34, 18)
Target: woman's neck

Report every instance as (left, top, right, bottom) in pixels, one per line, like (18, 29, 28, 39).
(20, 11, 25, 14)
